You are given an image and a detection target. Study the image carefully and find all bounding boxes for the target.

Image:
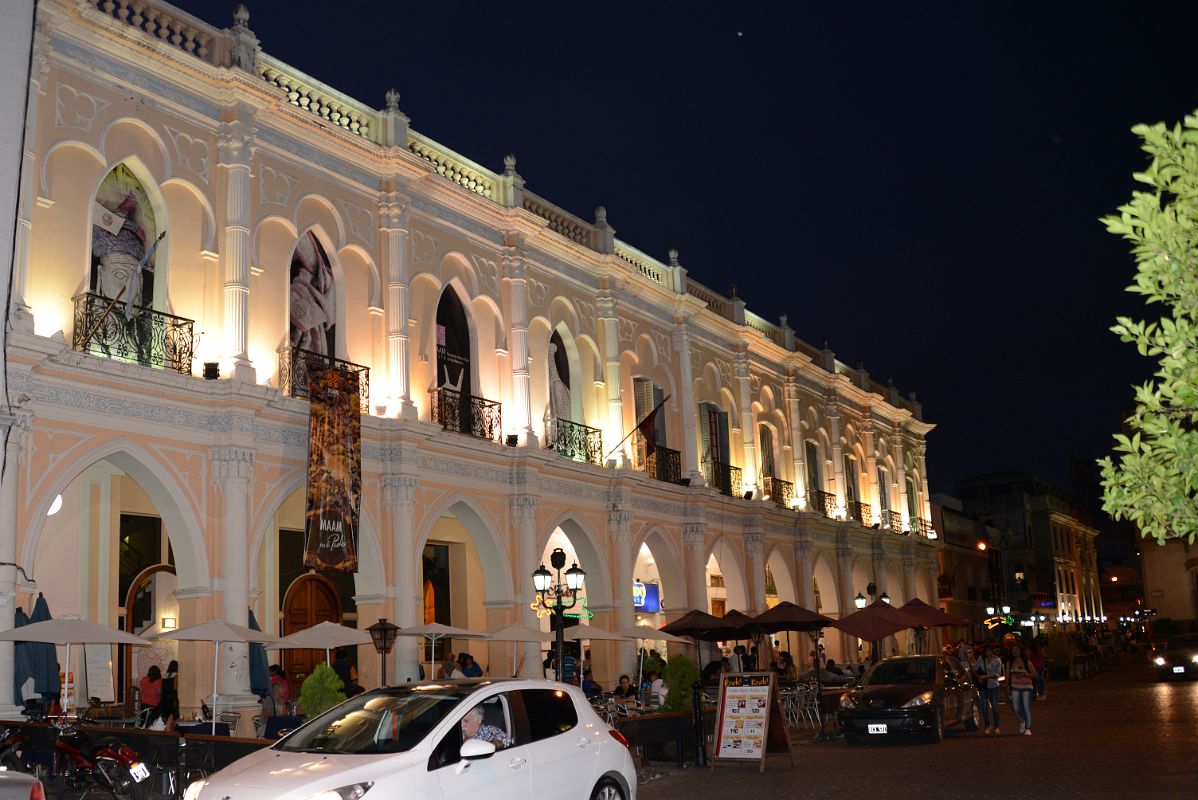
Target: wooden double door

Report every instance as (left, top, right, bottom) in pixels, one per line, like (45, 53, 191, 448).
(282, 574, 341, 700)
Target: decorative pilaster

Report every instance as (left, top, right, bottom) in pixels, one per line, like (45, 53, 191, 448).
(828, 397, 846, 514)
(609, 509, 635, 672)
(683, 523, 707, 612)
(835, 536, 855, 661)
(384, 474, 420, 681)
(673, 325, 702, 483)
(916, 440, 933, 528)
(211, 445, 255, 704)
(734, 351, 757, 493)
(892, 423, 909, 527)
(744, 532, 766, 614)
(861, 417, 879, 524)
(902, 549, 916, 606)
(510, 495, 540, 676)
(785, 372, 806, 509)
(597, 288, 624, 464)
(503, 238, 535, 445)
(793, 530, 815, 610)
(380, 191, 416, 418)
(0, 412, 31, 715)
(218, 113, 256, 382)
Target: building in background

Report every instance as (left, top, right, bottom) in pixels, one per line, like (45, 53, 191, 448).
(1139, 541, 1197, 629)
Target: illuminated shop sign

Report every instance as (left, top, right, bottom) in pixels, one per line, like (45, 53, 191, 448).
(633, 582, 661, 613)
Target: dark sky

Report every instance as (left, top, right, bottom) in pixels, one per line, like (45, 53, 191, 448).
(174, 0, 1197, 495)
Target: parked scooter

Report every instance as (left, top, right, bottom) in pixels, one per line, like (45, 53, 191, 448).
(50, 700, 150, 799)
(0, 724, 29, 771)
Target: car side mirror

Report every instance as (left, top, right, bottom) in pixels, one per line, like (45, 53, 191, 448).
(460, 738, 497, 761)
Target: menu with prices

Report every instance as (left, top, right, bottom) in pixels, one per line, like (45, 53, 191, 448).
(714, 672, 774, 761)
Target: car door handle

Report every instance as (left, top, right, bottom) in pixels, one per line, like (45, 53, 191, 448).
(508, 757, 527, 769)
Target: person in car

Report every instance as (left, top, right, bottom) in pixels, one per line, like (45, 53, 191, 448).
(461, 705, 512, 748)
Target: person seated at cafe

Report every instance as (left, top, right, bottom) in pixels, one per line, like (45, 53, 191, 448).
(613, 674, 638, 702)
(138, 665, 163, 726)
(581, 669, 603, 699)
(825, 659, 845, 676)
(458, 653, 484, 678)
(701, 659, 724, 685)
(461, 705, 512, 748)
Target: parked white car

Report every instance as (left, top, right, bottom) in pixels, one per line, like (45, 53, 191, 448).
(183, 678, 636, 800)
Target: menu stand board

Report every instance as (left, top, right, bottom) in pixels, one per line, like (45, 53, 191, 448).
(711, 672, 794, 772)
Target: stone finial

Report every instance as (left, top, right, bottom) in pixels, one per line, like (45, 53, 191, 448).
(821, 338, 830, 350)
(504, 153, 517, 175)
(595, 206, 608, 226)
(728, 283, 738, 298)
(385, 88, 400, 112)
(233, 4, 250, 27)
(668, 248, 680, 266)
(779, 313, 788, 327)
(886, 377, 895, 387)
(855, 358, 865, 370)
(908, 390, 918, 401)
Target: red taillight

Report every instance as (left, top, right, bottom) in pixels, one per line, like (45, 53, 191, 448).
(608, 729, 630, 748)
(29, 780, 46, 800)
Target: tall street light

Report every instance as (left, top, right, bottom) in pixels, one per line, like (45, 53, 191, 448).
(533, 547, 586, 682)
(367, 618, 400, 687)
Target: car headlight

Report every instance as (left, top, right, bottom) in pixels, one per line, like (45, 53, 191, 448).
(839, 693, 856, 710)
(1154, 657, 1166, 666)
(182, 781, 206, 800)
(901, 691, 934, 708)
(303, 784, 374, 800)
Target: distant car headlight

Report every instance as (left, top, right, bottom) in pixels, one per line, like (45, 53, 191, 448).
(303, 783, 374, 800)
(1154, 657, 1166, 666)
(839, 693, 856, 710)
(182, 781, 206, 800)
(901, 691, 934, 708)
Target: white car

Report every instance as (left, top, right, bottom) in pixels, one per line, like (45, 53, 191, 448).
(183, 679, 636, 800)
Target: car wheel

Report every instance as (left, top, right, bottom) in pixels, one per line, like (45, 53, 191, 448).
(963, 701, 980, 732)
(590, 777, 626, 800)
(927, 708, 945, 744)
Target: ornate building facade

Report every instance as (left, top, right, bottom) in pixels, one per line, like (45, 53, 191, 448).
(0, 0, 939, 726)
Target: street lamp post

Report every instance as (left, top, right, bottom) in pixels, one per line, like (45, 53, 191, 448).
(367, 618, 400, 687)
(857, 583, 886, 663)
(532, 547, 586, 683)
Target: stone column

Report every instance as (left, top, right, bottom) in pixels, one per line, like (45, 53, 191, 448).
(218, 114, 255, 382)
(861, 417, 879, 524)
(609, 508, 635, 673)
(835, 538, 855, 662)
(385, 474, 420, 682)
(380, 191, 416, 418)
(902, 550, 917, 606)
(597, 288, 624, 464)
(734, 351, 757, 493)
(510, 495, 540, 676)
(785, 372, 806, 509)
(828, 398, 846, 514)
(211, 445, 256, 716)
(745, 532, 766, 614)
(0, 413, 30, 716)
(793, 530, 815, 610)
(4, 7, 39, 333)
(892, 423, 909, 528)
(673, 325, 702, 483)
(683, 523, 708, 613)
(504, 242, 535, 445)
(916, 441, 933, 528)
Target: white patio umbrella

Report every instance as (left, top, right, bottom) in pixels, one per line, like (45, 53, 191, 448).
(613, 626, 692, 692)
(280, 621, 373, 666)
(561, 624, 634, 642)
(0, 617, 149, 717)
(484, 623, 555, 676)
(394, 623, 491, 681)
(154, 619, 291, 734)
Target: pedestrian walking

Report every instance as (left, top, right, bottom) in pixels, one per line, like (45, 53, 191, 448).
(1009, 644, 1037, 735)
(974, 645, 1005, 735)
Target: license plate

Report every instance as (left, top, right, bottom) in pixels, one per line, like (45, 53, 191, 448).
(129, 762, 150, 782)
(867, 724, 888, 734)
(1173, 666, 1185, 674)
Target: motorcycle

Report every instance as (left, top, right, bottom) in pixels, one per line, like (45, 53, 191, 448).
(0, 724, 28, 771)
(50, 702, 150, 799)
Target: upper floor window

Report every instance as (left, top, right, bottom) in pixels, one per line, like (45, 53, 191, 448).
(91, 163, 158, 309)
(634, 379, 667, 444)
(289, 230, 336, 356)
(905, 476, 918, 519)
(876, 467, 890, 513)
(805, 441, 822, 493)
(759, 424, 776, 478)
(843, 455, 859, 503)
(700, 403, 730, 464)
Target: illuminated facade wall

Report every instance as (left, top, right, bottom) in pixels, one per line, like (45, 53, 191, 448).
(0, 0, 940, 720)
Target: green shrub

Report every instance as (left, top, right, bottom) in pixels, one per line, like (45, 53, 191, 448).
(299, 663, 346, 718)
(661, 653, 700, 712)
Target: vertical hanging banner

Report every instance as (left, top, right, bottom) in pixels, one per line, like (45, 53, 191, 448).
(304, 363, 361, 572)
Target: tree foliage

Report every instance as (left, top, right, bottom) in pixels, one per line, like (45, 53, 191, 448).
(1099, 113, 1198, 545)
(299, 663, 346, 718)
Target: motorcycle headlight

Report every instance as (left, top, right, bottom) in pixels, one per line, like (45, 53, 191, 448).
(303, 784, 374, 800)
(901, 691, 934, 708)
(182, 780, 206, 800)
(839, 693, 856, 710)
(1154, 657, 1166, 666)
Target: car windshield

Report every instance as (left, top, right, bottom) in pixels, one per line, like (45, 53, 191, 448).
(1166, 634, 1198, 650)
(864, 659, 936, 686)
(275, 687, 470, 755)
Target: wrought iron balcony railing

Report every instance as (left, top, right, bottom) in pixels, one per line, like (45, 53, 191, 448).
(809, 489, 837, 518)
(703, 460, 743, 498)
(71, 292, 194, 375)
(763, 476, 793, 510)
(549, 418, 604, 466)
(429, 387, 502, 443)
(847, 500, 872, 524)
(883, 510, 904, 533)
(908, 517, 935, 537)
(279, 347, 371, 412)
(634, 436, 685, 484)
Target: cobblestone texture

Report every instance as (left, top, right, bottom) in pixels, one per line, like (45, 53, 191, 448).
(638, 658, 1198, 799)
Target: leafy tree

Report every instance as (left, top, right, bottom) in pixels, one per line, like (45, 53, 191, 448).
(1099, 113, 1198, 545)
(299, 663, 346, 718)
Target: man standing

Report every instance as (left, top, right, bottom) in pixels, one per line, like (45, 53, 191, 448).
(974, 645, 1005, 735)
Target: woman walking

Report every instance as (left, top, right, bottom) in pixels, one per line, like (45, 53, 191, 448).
(974, 645, 1004, 735)
(1009, 644, 1037, 735)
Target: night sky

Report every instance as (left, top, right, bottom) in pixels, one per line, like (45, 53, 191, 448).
(173, 1, 1198, 496)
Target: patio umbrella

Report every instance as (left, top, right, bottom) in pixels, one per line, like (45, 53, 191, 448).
(750, 602, 835, 669)
(280, 621, 372, 667)
(13, 607, 34, 706)
(719, 609, 757, 641)
(394, 623, 490, 682)
(660, 609, 734, 640)
(155, 619, 290, 734)
(248, 608, 270, 699)
(28, 594, 60, 700)
(830, 600, 925, 642)
(483, 623, 554, 677)
(0, 616, 149, 716)
(613, 626, 691, 691)
(899, 598, 969, 628)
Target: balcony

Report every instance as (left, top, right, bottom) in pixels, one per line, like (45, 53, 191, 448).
(908, 517, 935, 538)
(882, 510, 904, 534)
(847, 500, 872, 525)
(72, 292, 194, 375)
(279, 347, 370, 412)
(637, 443, 684, 485)
(704, 460, 743, 498)
(763, 476, 793, 510)
(810, 489, 837, 519)
(548, 418, 604, 466)
(429, 387, 502, 443)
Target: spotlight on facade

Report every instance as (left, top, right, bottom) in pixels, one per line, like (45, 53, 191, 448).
(203, 362, 220, 380)
(743, 490, 754, 500)
(161, 616, 177, 630)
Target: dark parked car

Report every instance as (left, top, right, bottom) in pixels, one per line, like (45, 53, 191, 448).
(838, 655, 980, 744)
(1151, 634, 1198, 680)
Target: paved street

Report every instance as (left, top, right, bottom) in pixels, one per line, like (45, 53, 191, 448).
(640, 658, 1198, 799)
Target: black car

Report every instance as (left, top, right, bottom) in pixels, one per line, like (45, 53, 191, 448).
(838, 655, 981, 744)
(1151, 633, 1198, 680)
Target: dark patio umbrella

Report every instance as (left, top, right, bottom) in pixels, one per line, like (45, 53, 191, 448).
(28, 593, 61, 698)
(660, 609, 733, 640)
(830, 599, 925, 642)
(899, 598, 969, 628)
(718, 609, 757, 641)
(13, 607, 34, 704)
(248, 608, 270, 699)
(750, 601, 834, 634)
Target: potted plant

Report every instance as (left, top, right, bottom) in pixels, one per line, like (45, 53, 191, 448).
(661, 654, 700, 712)
(299, 663, 347, 718)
